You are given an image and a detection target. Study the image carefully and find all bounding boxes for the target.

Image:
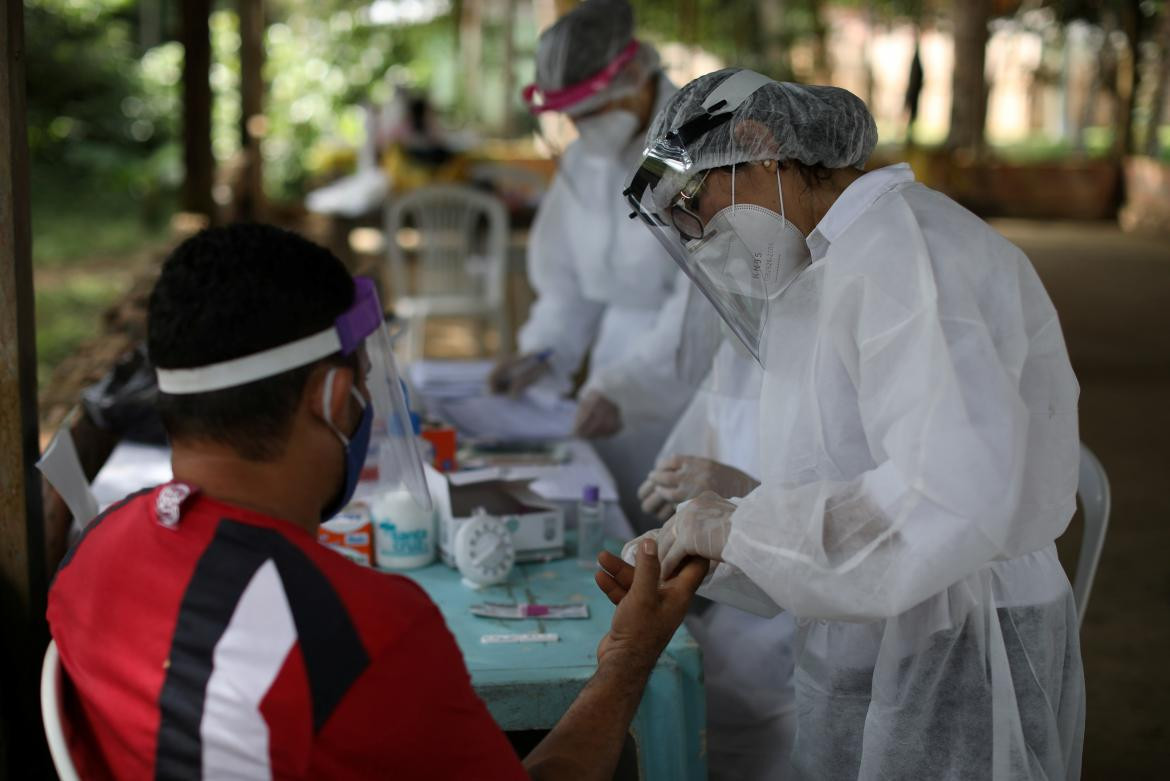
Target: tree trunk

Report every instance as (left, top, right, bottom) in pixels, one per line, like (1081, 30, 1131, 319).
(0, 0, 51, 775)
(502, 0, 517, 135)
(757, 0, 791, 81)
(459, 0, 482, 125)
(1144, 5, 1170, 157)
(1111, 0, 1140, 157)
(946, 0, 992, 154)
(809, 0, 830, 82)
(237, 0, 265, 220)
(180, 0, 214, 220)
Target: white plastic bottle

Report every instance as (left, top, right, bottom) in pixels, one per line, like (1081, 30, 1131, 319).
(577, 484, 604, 567)
(371, 488, 435, 570)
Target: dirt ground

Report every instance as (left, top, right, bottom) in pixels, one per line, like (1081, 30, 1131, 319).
(991, 219, 1170, 778)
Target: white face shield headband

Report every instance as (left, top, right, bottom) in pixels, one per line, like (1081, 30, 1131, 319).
(154, 277, 431, 511)
(623, 70, 809, 370)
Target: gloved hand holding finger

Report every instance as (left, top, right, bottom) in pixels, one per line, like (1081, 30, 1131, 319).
(658, 491, 736, 579)
(573, 391, 623, 438)
(621, 530, 660, 567)
(596, 537, 710, 669)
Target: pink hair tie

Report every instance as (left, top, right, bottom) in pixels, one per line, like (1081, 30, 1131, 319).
(522, 39, 640, 114)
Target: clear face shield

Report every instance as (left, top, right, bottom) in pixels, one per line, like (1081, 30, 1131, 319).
(155, 277, 431, 511)
(523, 40, 645, 196)
(623, 70, 807, 379)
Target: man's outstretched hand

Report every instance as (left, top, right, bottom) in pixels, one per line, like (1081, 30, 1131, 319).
(593, 541, 708, 670)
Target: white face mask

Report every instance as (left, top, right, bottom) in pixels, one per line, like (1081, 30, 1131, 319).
(688, 165, 810, 302)
(573, 109, 639, 158)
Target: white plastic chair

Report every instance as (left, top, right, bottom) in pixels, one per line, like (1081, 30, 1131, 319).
(1074, 444, 1111, 627)
(385, 184, 510, 361)
(41, 640, 81, 781)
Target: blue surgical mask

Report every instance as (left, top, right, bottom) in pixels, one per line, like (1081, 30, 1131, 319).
(321, 368, 374, 520)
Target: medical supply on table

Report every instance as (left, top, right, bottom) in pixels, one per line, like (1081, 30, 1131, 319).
(371, 488, 436, 570)
(419, 423, 458, 471)
(429, 393, 577, 441)
(459, 439, 570, 469)
(429, 464, 565, 566)
(480, 633, 559, 644)
(319, 504, 374, 566)
(576, 484, 604, 567)
(455, 508, 516, 587)
(470, 602, 589, 620)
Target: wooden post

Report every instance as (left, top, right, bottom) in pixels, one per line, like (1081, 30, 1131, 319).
(502, 0, 518, 135)
(0, 0, 50, 775)
(181, 0, 215, 220)
(237, 0, 265, 221)
(946, 0, 992, 155)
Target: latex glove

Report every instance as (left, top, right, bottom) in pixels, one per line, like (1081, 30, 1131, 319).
(637, 456, 759, 522)
(488, 352, 550, 397)
(573, 390, 623, 438)
(621, 528, 664, 567)
(657, 492, 736, 579)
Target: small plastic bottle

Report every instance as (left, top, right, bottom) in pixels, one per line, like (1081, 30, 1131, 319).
(577, 484, 604, 568)
(371, 488, 435, 570)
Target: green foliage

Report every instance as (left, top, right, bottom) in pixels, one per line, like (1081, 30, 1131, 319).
(26, 0, 180, 197)
(245, 3, 458, 198)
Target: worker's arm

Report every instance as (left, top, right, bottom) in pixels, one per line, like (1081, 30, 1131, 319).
(522, 540, 708, 781)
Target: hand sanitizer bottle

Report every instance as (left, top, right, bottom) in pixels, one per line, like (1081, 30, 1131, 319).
(577, 484, 604, 568)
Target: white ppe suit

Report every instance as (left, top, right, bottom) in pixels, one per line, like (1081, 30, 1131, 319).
(518, 74, 694, 530)
(717, 165, 1085, 779)
(659, 341, 798, 780)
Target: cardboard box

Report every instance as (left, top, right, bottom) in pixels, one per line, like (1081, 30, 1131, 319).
(425, 465, 565, 566)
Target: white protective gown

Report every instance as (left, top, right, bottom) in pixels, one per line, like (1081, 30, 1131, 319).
(518, 74, 693, 531)
(659, 341, 798, 780)
(716, 164, 1085, 780)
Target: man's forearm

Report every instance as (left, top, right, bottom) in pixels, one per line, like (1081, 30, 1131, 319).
(522, 653, 654, 781)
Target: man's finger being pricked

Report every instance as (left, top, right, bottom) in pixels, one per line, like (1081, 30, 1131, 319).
(598, 551, 635, 590)
(594, 570, 627, 604)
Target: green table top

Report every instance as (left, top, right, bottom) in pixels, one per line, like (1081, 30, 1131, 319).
(403, 542, 702, 731)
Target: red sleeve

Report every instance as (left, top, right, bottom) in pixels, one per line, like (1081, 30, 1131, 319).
(309, 600, 528, 780)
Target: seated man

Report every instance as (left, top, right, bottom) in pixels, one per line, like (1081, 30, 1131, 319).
(47, 223, 705, 780)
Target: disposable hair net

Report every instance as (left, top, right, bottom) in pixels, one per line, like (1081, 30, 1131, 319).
(642, 67, 878, 211)
(530, 0, 660, 117)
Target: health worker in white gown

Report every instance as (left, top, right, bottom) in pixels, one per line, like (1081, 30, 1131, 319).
(620, 68, 1085, 780)
(489, 0, 693, 532)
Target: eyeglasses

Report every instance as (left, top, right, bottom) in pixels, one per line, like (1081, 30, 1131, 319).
(668, 168, 715, 241)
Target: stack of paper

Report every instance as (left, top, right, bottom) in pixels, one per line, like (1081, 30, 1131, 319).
(428, 394, 577, 441)
(408, 360, 495, 399)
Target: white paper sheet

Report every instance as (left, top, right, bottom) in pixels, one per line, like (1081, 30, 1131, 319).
(37, 428, 101, 526)
(430, 394, 578, 441)
(408, 360, 495, 399)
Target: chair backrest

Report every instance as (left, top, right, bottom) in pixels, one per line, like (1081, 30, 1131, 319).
(384, 184, 509, 305)
(41, 640, 81, 781)
(1074, 444, 1111, 627)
